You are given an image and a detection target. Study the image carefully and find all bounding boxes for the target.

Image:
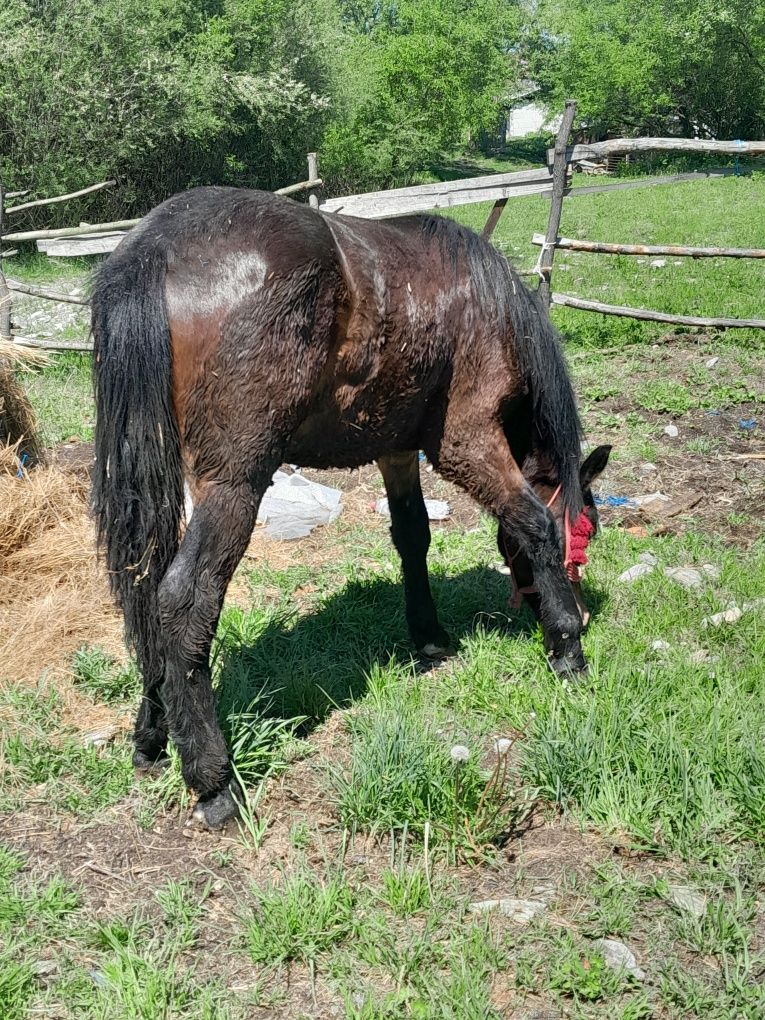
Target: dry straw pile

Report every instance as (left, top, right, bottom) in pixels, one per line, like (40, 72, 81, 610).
(0, 441, 122, 684)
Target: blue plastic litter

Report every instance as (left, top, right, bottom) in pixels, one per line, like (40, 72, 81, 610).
(594, 494, 637, 508)
(739, 418, 757, 431)
(16, 453, 28, 479)
(418, 451, 426, 461)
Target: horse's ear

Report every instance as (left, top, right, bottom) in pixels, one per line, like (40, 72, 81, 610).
(580, 444, 612, 488)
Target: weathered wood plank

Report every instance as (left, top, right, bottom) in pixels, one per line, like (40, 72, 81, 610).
(37, 233, 125, 257)
(481, 198, 508, 239)
(2, 218, 140, 243)
(274, 176, 323, 197)
(6, 179, 116, 215)
(539, 99, 577, 305)
(533, 233, 765, 259)
(11, 334, 92, 351)
(550, 137, 765, 164)
(320, 166, 554, 218)
(551, 293, 765, 329)
(7, 280, 89, 304)
(546, 170, 734, 199)
(307, 153, 320, 209)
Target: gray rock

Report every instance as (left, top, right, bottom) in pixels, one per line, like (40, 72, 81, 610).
(663, 424, 679, 438)
(664, 566, 703, 589)
(592, 938, 645, 981)
(667, 884, 707, 918)
(639, 552, 658, 566)
(82, 725, 119, 747)
(689, 649, 712, 665)
(700, 563, 721, 580)
(469, 897, 547, 924)
(618, 563, 654, 583)
(703, 606, 743, 628)
(33, 959, 59, 985)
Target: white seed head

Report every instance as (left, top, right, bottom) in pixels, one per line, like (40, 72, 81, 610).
(493, 738, 512, 756)
(450, 744, 470, 763)
(529, 711, 537, 721)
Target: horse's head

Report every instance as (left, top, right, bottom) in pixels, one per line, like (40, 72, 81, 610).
(498, 444, 612, 626)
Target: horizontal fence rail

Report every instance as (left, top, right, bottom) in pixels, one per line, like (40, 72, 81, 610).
(320, 166, 557, 218)
(532, 233, 765, 259)
(6, 180, 116, 215)
(551, 293, 765, 329)
(550, 136, 765, 165)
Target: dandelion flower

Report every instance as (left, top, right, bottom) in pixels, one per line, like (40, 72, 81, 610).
(450, 744, 470, 763)
(493, 737, 512, 756)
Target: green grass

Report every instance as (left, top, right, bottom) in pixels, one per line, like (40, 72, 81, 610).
(244, 865, 356, 964)
(4, 200, 765, 1014)
(71, 646, 140, 704)
(18, 352, 93, 445)
(447, 175, 765, 346)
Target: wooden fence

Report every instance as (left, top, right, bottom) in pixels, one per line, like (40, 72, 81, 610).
(3, 106, 765, 353)
(0, 157, 323, 351)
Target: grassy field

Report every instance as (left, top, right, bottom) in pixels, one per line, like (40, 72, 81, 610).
(2, 171, 764, 1018)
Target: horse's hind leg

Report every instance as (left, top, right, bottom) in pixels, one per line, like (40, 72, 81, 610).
(378, 452, 450, 656)
(133, 668, 169, 772)
(436, 423, 585, 672)
(157, 479, 262, 828)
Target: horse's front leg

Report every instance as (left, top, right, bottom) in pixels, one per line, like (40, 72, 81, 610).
(157, 480, 260, 828)
(437, 425, 585, 674)
(378, 451, 451, 657)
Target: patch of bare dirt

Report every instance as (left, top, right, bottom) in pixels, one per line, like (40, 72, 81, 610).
(578, 343, 765, 544)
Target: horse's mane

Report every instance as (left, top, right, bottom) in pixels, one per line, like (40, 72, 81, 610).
(419, 215, 583, 514)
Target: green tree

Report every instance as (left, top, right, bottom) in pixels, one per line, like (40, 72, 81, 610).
(320, 0, 521, 192)
(528, 0, 765, 140)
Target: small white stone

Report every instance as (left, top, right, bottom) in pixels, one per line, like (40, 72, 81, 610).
(592, 938, 645, 980)
(705, 356, 720, 369)
(663, 424, 679, 438)
(651, 639, 670, 651)
(664, 566, 703, 589)
(689, 649, 711, 665)
(700, 563, 721, 580)
(469, 898, 547, 924)
(618, 562, 654, 583)
(82, 725, 118, 748)
(638, 552, 658, 566)
(703, 606, 743, 628)
(637, 462, 658, 475)
(450, 744, 470, 763)
(650, 259, 667, 268)
(666, 884, 707, 918)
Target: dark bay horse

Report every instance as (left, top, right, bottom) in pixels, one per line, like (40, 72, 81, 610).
(91, 186, 610, 828)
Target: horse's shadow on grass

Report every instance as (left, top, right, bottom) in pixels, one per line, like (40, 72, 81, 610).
(215, 565, 609, 736)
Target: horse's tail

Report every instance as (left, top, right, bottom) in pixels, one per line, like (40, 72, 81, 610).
(90, 238, 183, 671)
(505, 277, 583, 515)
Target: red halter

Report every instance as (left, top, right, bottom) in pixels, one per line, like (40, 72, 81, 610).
(502, 485, 595, 609)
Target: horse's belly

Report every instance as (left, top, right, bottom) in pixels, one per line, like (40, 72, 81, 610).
(284, 394, 427, 469)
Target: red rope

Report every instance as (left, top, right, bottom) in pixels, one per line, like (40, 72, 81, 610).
(502, 485, 594, 604)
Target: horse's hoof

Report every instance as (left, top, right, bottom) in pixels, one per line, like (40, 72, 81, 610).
(133, 749, 170, 775)
(419, 642, 451, 660)
(191, 780, 243, 830)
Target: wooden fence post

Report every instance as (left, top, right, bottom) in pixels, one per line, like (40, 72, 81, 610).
(307, 153, 320, 209)
(538, 100, 577, 306)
